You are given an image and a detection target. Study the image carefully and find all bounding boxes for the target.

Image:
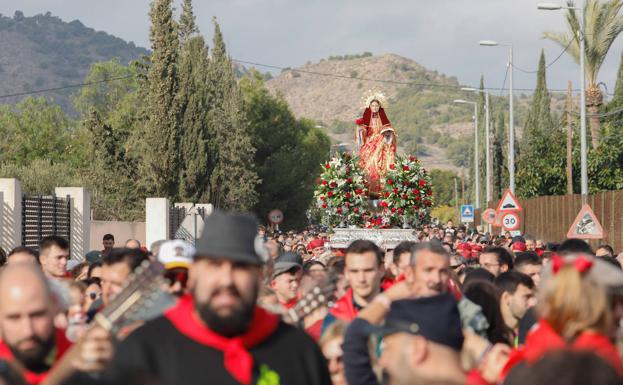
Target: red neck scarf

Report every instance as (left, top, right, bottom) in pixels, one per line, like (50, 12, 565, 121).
(165, 295, 279, 385)
(502, 319, 623, 378)
(329, 288, 359, 321)
(0, 328, 72, 384)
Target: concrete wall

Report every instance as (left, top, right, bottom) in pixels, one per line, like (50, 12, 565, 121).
(90, 221, 146, 251)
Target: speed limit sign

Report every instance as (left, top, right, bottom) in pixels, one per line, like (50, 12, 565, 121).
(268, 209, 284, 225)
(501, 211, 520, 231)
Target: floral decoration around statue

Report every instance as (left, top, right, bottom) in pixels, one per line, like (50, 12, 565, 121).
(314, 153, 432, 228)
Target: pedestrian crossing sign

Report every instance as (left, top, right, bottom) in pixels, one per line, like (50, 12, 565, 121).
(461, 205, 474, 223)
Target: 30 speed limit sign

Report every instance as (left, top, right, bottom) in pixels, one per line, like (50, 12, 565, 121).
(501, 211, 520, 231)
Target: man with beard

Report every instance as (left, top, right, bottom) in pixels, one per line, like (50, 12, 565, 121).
(495, 271, 535, 347)
(342, 242, 491, 385)
(104, 210, 331, 385)
(0, 263, 112, 384)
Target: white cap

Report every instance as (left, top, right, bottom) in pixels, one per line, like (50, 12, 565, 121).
(157, 240, 195, 269)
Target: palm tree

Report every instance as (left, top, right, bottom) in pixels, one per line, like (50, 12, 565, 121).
(544, 0, 623, 149)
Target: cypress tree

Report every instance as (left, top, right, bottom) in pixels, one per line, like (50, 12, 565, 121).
(206, 19, 259, 210)
(176, 0, 212, 202)
(177, 35, 211, 202)
(605, 50, 623, 126)
(141, 0, 180, 197)
(478, 76, 487, 207)
(516, 50, 565, 197)
(492, 109, 507, 199)
(179, 0, 198, 43)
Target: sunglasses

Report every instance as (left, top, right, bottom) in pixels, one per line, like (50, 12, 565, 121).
(87, 292, 100, 300)
(165, 269, 189, 287)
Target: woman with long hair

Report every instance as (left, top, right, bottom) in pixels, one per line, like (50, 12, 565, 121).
(502, 253, 623, 378)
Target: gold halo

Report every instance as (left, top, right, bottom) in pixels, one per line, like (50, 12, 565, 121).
(362, 89, 388, 110)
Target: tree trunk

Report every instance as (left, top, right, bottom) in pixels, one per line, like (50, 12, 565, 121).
(586, 85, 603, 149)
(567, 80, 573, 194)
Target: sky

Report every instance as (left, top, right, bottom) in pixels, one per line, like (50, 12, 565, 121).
(3, 0, 623, 97)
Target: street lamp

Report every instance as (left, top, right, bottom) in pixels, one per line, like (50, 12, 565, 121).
(462, 87, 491, 206)
(538, 2, 588, 198)
(454, 99, 480, 209)
(479, 40, 515, 194)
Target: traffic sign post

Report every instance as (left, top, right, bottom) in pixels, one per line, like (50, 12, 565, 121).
(268, 209, 284, 231)
(566, 204, 604, 240)
(461, 205, 474, 223)
(482, 208, 496, 224)
(496, 188, 523, 212)
(501, 211, 520, 231)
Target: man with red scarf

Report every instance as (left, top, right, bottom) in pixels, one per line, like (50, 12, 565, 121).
(104, 211, 331, 385)
(0, 263, 112, 384)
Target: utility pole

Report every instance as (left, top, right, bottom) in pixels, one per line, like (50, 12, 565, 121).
(566, 80, 573, 195)
(454, 177, 459, 222)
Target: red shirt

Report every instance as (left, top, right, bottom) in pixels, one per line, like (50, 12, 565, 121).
(329, 288, 359, 322)
(0, 328, 72, 384)
(502, 319, 623, 378)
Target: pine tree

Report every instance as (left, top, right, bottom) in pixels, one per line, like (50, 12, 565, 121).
(140, 0, 180, 197)
(206, 19, 259, 210)
(516, 50, 565, 197)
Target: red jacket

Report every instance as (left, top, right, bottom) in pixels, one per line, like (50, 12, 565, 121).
(329, 288, 359, 322)
(0, 328, 72, 384)
(502, 319, 623, 378)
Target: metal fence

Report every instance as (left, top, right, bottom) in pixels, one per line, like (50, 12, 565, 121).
(169, 206, 187, 240)
(22, 195, 71, 251)
(487, 190, 623, 252)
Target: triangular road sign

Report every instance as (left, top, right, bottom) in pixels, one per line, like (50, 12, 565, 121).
(462, 206, 473, 216)
(496, 188, 523, 212)
(566, 204, 604, 240)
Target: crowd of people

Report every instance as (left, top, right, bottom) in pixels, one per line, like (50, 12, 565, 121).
(0, 212, 621, 385)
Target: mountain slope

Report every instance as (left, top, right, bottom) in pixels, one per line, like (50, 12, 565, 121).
(0, 11, 148, 113)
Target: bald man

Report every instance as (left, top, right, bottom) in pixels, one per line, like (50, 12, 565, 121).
(0, 263, 113, 384)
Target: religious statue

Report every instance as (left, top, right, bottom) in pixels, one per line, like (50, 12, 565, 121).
(355, 90, 396, 196)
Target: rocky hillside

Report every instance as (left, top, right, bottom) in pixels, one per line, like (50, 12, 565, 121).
(0, 11, 148, 114)
(266, 54, 479, 171)
(266, 53, 567, 172)
(267, 53, 444, 123)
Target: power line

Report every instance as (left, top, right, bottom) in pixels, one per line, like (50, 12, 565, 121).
(0, 56, 609, 100)
(0, 74, 136, 100)
(511, 38, 575, 74)
(234, 59, 587, 94)
(498, 61, 510, 97)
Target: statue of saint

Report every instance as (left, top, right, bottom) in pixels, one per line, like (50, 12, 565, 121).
(355, 91, 396, 196)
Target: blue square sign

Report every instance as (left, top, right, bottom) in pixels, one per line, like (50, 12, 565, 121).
(461, 205, 474, 223)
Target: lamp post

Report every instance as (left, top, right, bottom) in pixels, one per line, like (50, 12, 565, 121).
(462, 87, 491, 206)
(454, 99, 480, 209)
(479, 40, 515, 194)
(538, 2, 587, 199)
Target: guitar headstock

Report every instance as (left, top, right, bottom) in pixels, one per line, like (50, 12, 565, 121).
(94, 260, 175, 333)
(285, 281, 336, 323)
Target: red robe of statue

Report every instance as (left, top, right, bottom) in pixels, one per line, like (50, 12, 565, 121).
(356, 107, 396, 196)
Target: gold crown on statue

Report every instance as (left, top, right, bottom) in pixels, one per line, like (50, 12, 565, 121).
(362, 89, 388, 110)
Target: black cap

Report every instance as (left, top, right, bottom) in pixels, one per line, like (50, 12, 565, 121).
(195, 210, 263, 266)
(376, 294, 464, 351)
(512, 235, 525, 244)
(272, 252, 303, 279)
